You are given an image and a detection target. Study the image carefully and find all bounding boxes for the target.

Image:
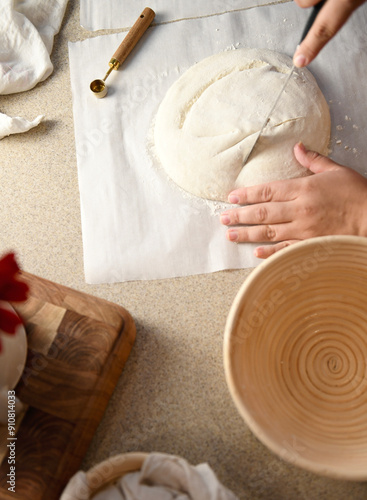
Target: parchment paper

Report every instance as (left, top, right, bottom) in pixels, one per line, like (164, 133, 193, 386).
(80, 0, 289, 31)
(68, 2, 367, 284)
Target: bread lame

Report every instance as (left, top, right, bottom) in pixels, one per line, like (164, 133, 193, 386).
(242, 0, 326, 166)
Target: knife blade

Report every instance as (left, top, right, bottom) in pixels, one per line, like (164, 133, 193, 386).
(242, 0, 326, 167)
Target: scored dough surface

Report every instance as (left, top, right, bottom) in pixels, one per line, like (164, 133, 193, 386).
(154, 48, 331, 202)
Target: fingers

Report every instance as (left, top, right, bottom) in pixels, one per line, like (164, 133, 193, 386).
(221, 198, 297, 245)
(227, 177, 301, 206)
(294, 0, 321, 6)
(225, 221, 297, 244)
(293, 142, 341, 173)
(255, 240, 300, 259)
(221, 201, 293, 226)
(228, 141, 339, 202)
(226, 142, 332, 206)
(293, 0, 363, 67)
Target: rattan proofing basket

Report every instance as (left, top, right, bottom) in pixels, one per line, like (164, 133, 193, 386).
(66, 452, 148, 499)
(224, 235, 367, 480)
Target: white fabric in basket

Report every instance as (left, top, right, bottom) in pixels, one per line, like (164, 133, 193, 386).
(60, 452, 239, 500)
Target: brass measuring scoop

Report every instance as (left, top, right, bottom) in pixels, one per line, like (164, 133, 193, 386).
(90, 7, 155, 98)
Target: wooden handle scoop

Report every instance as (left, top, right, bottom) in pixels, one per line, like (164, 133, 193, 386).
(90, 7, 155, 99)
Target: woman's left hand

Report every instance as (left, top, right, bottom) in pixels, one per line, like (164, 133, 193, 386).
(220, 142, 367, 258)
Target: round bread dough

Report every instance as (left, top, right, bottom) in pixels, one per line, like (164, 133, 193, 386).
(153, 48, 331, 202)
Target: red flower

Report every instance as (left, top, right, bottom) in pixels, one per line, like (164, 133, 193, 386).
(0, 253, 29, 353)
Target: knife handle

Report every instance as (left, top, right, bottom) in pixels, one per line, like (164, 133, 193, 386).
(299, 0, 326, 43)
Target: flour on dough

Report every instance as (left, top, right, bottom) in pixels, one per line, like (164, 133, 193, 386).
(153, 48, 331, 202)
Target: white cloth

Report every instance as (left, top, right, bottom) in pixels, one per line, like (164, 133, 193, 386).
(0, 112, 44, 140)
(60, 453, 239, 500)
(80, 0, 287, 31)
(68, 2, 367, 284)
(0, 0, 68, 139)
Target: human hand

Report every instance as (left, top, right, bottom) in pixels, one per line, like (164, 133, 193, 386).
(293, 0, 366, 67)
(220, 142, 367, 258)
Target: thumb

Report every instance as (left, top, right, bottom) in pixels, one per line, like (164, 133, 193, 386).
(294, 142, 341, 174)
(293, 0, 361, 67)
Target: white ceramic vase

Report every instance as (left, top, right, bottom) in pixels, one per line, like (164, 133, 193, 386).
(0, 301, 27, 425)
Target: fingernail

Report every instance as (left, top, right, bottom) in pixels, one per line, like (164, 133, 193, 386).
(295, 141, 306, 154)
(293, 53, 307, 68)
(227, 229, 238, 242)
(254, 247, 264, 258)
(220, 214, 230, 225)
(228, 194, 239, 204)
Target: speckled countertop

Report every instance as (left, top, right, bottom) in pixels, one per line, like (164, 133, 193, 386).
(1, 2, 367, 499)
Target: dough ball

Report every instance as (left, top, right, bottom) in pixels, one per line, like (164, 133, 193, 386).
(154, 48, 331, 202)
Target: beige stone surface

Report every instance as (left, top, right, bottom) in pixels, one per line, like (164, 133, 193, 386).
(1, 2, 367, 498)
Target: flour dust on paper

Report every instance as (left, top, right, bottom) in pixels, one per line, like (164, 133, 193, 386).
(153, 48, 331, 202)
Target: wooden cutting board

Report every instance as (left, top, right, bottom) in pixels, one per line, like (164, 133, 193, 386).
(0, 272, 136, 500)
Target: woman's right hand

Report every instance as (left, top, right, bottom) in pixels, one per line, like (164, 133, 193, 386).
(293, 0, 366, 67)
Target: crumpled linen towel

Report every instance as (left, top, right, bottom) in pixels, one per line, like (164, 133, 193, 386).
(60, 453, 239, 500)
(0, 112, 44, 140)
(0, 0, 68, 139)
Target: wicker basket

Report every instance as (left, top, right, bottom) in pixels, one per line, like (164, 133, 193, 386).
(65, 452, 148, 499)
(224, 235, 367, 480)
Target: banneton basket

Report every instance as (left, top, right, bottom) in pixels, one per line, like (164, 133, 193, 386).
(66, 452, 148, 499)
(224, 236, 367, 480)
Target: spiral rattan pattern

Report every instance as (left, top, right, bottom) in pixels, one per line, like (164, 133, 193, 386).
(224, 236, 367, 479)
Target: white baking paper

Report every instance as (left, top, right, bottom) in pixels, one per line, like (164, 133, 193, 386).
(69, 2, 367, 283)
(80, 0, 288, 31)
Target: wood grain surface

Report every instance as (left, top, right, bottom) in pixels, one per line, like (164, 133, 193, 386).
(0, 272, 136, 500)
